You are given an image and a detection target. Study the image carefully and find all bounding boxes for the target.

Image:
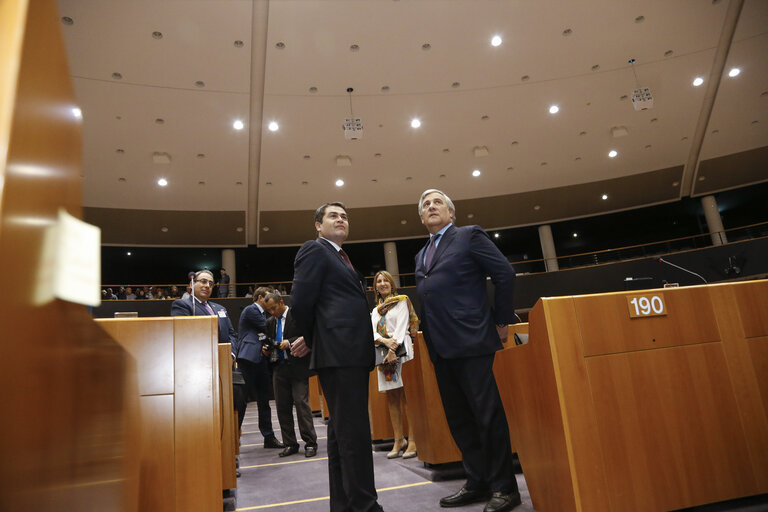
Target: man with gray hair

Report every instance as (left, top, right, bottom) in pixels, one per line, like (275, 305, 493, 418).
(414, 189, 520, 512)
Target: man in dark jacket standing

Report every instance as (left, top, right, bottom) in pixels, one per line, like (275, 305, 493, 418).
(290, 202, 383, 512)
(415, 189, 520, 512)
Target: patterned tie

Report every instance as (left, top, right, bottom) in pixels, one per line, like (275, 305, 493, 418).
(202, 302, 215, 316)
(339, 248, 353, 268)
(424, 234, 441, 268)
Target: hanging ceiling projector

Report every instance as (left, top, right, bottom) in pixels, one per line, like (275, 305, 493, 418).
(343, 87, 363, 140)
(628, 59, 654, 111)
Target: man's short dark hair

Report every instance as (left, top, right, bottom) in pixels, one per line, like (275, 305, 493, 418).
(195, 269, 214, 281)
(265, 292, 283, 304)
(314, 202, 347, 223)
(254, 286, 272, 301)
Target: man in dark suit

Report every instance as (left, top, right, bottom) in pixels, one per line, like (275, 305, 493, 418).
(170, 269, 237, 346)
(264, 292, 318, 458)
(290, 202, 383, 512)
(414, 189, 520, 512)
(234, 286, 283, 449)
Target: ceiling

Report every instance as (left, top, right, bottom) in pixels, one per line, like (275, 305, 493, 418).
(56, 0, 768, 247)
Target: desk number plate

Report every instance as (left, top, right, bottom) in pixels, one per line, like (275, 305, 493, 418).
(627, 293, 667, 318)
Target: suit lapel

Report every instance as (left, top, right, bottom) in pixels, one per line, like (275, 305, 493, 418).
(427, 225, 456, 271)
(317, 238, 364, 291)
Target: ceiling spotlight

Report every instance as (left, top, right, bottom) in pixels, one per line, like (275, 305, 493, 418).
(233, 120, 245, 130)
(160, 226, 168, 232)
(692, 77, 704, 87)
(268, 121, 279, 131)
(728, 67, 741, 77)
(572, 233, 578, 238)
(71, 107, 82, 118)
(491, 35, 502, 47)
(549, 105, 559, 114)
(494, 233, 500, 238)
(335, 179, 344, 187)
(126, 252, 132, 256)
(410, 118, 421, 128)
(472, 169, 481, 177)
(601, 194, 608, 200)
(608, 150, 618, 158)
(157, 178, 168, 187)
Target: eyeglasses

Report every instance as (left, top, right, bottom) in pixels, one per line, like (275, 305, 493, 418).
(195, 279, 214, 286)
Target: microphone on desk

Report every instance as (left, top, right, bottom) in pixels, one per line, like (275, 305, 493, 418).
(658, 257, 708, 284)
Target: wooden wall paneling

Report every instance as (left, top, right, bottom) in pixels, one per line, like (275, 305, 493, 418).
(218, 343, 238, 490)
(138, 395, 175, 512)
(98, 318, 175, 395)
(0, 1, 137, 509)
(308, 375, 322, 412)
(574, 287, 720, 356)
(173, 316, 223, 511)
(709, 281, 768, 486)
(500, 304, 578, 512)
(547, 297, 612, 512)
(400, 333, 461, 465)
(369, 370, 394, 440)
(587, 344, 755, 511)
(493, 322, 529, 454)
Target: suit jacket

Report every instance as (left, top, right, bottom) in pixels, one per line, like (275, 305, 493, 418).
(290, 238, 375, 370)
(415, 224, 516, 359)
(266, 308, 314, 380)
(170, 296, 236, 345)
(235, 303, 269, 364)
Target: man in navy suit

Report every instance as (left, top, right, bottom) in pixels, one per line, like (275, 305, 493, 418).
(414, 189, 520, 512)
(170, 269, 236, 346)
(290, 202, 384, 512)
(234, 287, 283, 448)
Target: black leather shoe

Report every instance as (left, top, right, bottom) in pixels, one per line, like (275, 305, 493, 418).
(279, 445, 299, 457)
(305, 446, 317, 457)
(264, 437, 285, 449)
(439, 487, 490, 508)
(483, 492, 522, 512)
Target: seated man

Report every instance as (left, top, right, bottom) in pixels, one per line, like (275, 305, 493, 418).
(264, 292, 318, 458)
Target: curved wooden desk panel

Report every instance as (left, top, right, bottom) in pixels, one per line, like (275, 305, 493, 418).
(504, 281, 768, 512)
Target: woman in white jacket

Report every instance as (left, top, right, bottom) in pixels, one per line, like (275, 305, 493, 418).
(371, 270, 419, 459)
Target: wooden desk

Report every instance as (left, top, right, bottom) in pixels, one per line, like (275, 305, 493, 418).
(503, 281, 768, 512)
(98, 316, 225, 512)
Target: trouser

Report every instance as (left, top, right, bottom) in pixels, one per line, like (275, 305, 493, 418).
(273, 367, 317, 448)
(236, 358, 275, 438)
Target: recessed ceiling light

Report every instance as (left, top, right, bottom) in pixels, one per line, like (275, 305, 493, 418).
(233, 120, 245, 130)
(381, 85, 390, 92)
(645, 144, 652, 149)
(197, 153, 205, 158)
(275, 42, 285, 49)
(491, 35, 502, 47)
(198, 180, 206, 185)
(494, 233, 500, 238)
(152, 31, 163, 39)
(262, 226, 270, 232)
(506, 166, 514, 171)
(234, 40, 244, 48)
(591, 64, 600, 71)
(309, 86, 318, 93)
(574, 156, 582, 161)
(422, 43, 431, 51)
(400, 219, 407, 225)
(335, 179, 344, 187)
(236, 227, 244, 232)
(350, 44, 360, 52)
(451, 82, 461, 88)
(681, 136, 689, 141)
(116, 148, 125, 154)
(235, 181, 243, 185)
(467, 213, 475, 219)
(266, 181, 273, 186)
(728, 67, 741, 77)
(118, 177, 126, 182)
(692, 77, 704, 87)
(650, 118, 658, 123)
(601, 194, 608, 200)
(371, 179, 378, 182)
(573, 233, 578, 238)
(268, 121, 279, 131)
(664, 50, 674, 57)
(481, 115, 490, 120)
(127, 251, 132, 256)
(374, 153, 382, 157)
(540, 162, 547, 166)
(72, 107, 82, 118)
(303, 154, 311, 160)
(439, 174, 446, 178)
(157, 178, 168, 187)
(410, 118, 421, 128)
(195, 80, 205, 88)
(562, 28, 572, 36)
(112, 72, 123, 80)
(672, 181, 680, 187)
(155, 118, 164, 125)
(160, 226, 168, 232)
(620, 94, 628, 101)
(521, 75, 530, 82)
(711, 129, 719, 134)
(301, 181, 308, 185)
(442, 148, 450, 153)
(634, 15, 645, 23)
(549, 105, 559, 114)
(608, 150, 618, 158)
(698, 176, 706, 181)
(579, 131, 587, 136)
(533, 205, 541, 210)
(510, 140, 519, 146)
(61, 16, 74, 25)
(472, 169, 481, 177)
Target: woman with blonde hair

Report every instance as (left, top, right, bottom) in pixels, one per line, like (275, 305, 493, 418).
(371, 270, 419, 459)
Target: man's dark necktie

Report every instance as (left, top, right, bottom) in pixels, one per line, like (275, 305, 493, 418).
(339, 248, 353, 268)
(202, 302, 215, 316)
(424, 234, 441, 268)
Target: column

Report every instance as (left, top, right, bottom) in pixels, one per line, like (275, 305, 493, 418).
(701, 195, 727, 246)
(383, 242, 401, 287)
(538, 224, 559, 272)
(222, 249, 236, 297)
